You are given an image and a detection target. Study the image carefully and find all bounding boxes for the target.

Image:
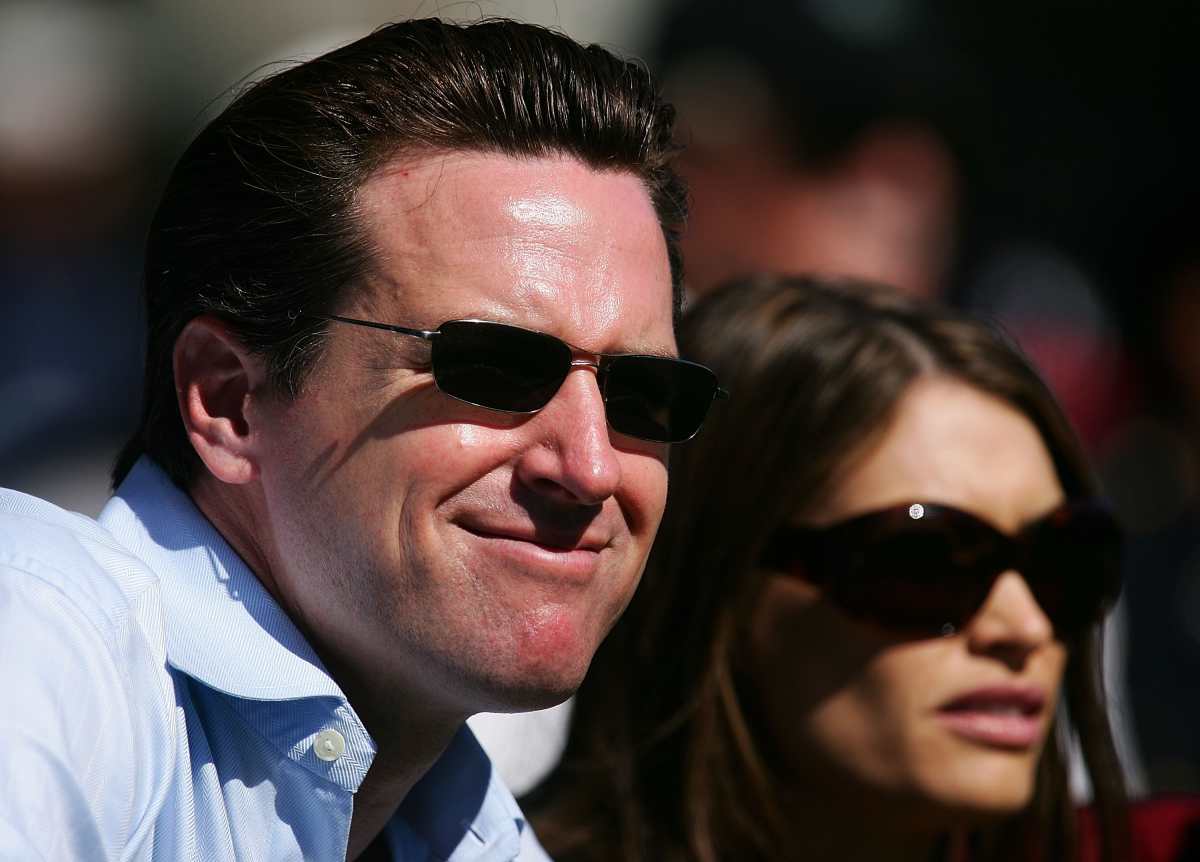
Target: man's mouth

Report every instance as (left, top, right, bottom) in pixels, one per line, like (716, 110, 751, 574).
(454, 520, 609, 581)
(457, 521, 606, 552)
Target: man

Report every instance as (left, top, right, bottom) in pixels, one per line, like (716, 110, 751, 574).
(0, 19, 723, 861)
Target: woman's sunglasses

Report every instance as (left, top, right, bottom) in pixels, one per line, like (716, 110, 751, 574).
(762, 500, 1122, 636)
(317, 315, 728, 443)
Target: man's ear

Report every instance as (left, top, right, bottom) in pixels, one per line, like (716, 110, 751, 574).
(174, 315, 268, 486)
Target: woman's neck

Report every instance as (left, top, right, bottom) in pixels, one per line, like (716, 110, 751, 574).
(772, 780, 961, 862)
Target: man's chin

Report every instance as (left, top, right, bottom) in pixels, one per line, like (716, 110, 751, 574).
(466, 657, 590, 715)
(483, 673, 584, 714)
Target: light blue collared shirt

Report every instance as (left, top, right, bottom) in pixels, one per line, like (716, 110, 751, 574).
(0, 458, 549, 861)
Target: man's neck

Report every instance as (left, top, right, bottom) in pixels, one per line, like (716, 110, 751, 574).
(345, 746, 444, 861)
(339, 671, 467, 860)
(188, 475, 279, 599)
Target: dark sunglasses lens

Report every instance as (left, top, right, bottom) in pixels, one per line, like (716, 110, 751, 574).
(603, 356, 718, 443)
(830, 510, 997, 632)
(432, 321, 570, 412)
(1028, 504, 1123, 633)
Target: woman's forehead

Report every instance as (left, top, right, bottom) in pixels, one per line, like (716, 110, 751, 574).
(816, 377, 1064, 533)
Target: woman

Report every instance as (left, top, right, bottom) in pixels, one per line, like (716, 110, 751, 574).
(526, 276, 1131, 861)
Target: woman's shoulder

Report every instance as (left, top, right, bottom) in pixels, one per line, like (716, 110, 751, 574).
(1079, 794, 1200, 862)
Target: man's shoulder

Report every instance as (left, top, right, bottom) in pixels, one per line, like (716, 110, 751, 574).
(0, 484, 111, 547)
(0, 488, 182, 861)
(0, 486, 164, 651)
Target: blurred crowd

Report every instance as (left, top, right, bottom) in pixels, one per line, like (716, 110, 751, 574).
(2, 0, 1197, 800)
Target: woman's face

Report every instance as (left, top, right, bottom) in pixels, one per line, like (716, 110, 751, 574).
(746, 376, 1069, 826)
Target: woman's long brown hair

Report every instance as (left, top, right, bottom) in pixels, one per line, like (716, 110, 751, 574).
(527, 275, 1129, 862)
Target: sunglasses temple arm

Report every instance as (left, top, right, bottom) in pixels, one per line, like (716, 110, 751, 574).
(320, 314, 438, 341)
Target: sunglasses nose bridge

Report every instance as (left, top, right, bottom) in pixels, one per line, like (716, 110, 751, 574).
(566, 354, 608, 396)
(567, 356, 602, 372)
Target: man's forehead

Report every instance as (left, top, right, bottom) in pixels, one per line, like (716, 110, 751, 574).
(351, 150, 675, 353)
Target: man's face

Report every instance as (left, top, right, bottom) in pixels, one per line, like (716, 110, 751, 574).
(251, 152, 675, 717)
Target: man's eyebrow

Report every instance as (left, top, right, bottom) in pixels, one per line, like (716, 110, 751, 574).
(423, 307, 681, 358)
(624, 344, 679, 359)
(570, 336, 679, 360)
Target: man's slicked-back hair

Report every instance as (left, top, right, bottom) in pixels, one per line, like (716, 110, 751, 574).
(113, 17, 687, 488)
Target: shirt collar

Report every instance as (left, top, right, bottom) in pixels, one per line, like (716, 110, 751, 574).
(392, 724, 527, 862)
(98, 456, 343, 702)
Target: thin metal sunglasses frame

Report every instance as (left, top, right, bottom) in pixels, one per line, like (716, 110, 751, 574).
(313, 313, 729, 438)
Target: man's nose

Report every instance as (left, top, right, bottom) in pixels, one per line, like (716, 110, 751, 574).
(964, 571, 1057, 669)
(513, 367, 622, 506)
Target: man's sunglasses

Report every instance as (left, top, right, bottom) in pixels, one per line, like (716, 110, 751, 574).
(317, 315, 728, 443)
(762, 500, 1122, 637)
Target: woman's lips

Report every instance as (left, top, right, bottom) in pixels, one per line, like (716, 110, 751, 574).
(936, 685, 1047, 749)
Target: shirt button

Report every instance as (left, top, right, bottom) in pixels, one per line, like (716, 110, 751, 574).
(314, 728, 346, 762)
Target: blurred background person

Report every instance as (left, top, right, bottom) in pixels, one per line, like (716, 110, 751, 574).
(525, 276, 1200, 862)
(655, 0, 960, 299)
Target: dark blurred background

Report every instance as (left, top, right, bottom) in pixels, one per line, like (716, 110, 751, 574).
(2, 0, 1196, 799)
